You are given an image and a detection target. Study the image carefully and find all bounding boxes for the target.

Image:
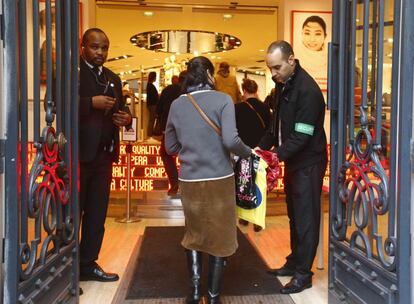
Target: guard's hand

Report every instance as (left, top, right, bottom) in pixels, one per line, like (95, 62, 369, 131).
(112, 110, 132, 127)
(92, 95, 116, 111)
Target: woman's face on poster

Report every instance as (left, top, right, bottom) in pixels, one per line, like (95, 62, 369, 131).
(301, 21, 326, 51)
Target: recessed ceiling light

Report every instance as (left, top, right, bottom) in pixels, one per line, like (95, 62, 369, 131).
(223, 14, 233, 20)
(143, 11, 154, 17)
(387, 38, 393, 43)
(259, 49, 264, 52)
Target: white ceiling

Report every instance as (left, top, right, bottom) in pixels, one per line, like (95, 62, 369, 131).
(95, 0, 280, 80)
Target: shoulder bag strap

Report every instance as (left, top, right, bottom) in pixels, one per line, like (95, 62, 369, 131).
(244, 101, 265, 129)
(187, 93, 221, 136)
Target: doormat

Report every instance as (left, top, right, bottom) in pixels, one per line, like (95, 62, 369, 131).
(125, 226, 286, 300)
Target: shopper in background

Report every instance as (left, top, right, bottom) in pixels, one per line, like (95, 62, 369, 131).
(146, 71, 159, 139)
(79, 28, 132, 282)
(157, 72, 187, 196)
(235, 78, 271, 232)
(215, 61, 241, 104)
(260, 40, 327, 294)
(264, 88, 277, 112)
(165, 56, 253, 304)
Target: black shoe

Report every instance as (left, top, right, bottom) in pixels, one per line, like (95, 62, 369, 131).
(80, 264, 119, 282)
(167, 184, 179, 196)
(79, 287, 83, 296)
(253, 224, 263, 232)
(238, 219, 249, 226)
(267, 265, 295, 277)
(280, 276, 312, 294)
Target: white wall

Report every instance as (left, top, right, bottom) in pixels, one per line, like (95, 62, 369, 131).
(80, 0, 96, 32)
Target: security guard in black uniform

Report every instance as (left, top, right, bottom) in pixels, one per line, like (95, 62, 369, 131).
(259, 40, 327, 294)
(79, 28, 132, 282)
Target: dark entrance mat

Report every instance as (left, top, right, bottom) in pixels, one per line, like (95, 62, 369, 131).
(126, 226, 283, 299)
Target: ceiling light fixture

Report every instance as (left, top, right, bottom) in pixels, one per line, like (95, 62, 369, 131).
(107, 54, 133, 62)
(130, 30, 242, 54)
(223, 13, 233, 20)
(143, 11, 154, 17)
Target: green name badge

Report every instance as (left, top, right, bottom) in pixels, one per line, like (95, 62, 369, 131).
(295, 122, 314, 135)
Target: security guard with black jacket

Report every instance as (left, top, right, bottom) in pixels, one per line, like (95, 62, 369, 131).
(79, 28, 132, 283)
(259, 40, 327, 294)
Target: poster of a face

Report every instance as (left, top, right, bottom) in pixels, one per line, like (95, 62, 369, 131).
(291, 11, 332, 91)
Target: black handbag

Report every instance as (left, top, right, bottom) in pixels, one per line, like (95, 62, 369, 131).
(235, 154, 261, 209)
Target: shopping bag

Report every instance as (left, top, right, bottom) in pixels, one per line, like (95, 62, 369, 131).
(237, 157, 268, 229)
(234, 154, 261, 209)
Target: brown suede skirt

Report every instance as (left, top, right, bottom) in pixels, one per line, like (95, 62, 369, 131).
(180, 176, 238, 257)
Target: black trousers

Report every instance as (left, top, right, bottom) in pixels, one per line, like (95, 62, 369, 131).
(160, 135, 178, 188)
(79, 150, 113, 272)
(283, 159, 327, 278)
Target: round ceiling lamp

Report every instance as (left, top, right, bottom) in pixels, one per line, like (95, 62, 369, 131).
(130, 30, 242, 54)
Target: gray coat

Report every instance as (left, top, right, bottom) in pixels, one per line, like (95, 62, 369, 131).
(165, 90, 251, 181)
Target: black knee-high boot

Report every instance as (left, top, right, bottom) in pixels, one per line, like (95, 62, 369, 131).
(207, 255, 225, 304)
(185, 250, 202, 304)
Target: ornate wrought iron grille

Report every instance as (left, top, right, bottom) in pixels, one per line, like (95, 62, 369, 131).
(328, 0, 413, 303)
(3, 1, 80, 303)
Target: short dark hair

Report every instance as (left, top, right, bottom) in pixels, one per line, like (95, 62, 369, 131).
(178, 70, 187, 84)
(303, 15, 327, 36)
(267, 40, 294, 60)
(81, 28, 108, 46)
(183, 56, 215, 92)
(241, 78, 258, 94)
(148, 71, 157, 82)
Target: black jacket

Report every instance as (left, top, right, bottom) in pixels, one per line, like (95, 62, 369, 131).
(79, 59, 129, 163)
(235, 98, 271, 148)
(259, 60, 327, 172)
(146, 82, 159, 107)
(156, 83, 182, 131)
